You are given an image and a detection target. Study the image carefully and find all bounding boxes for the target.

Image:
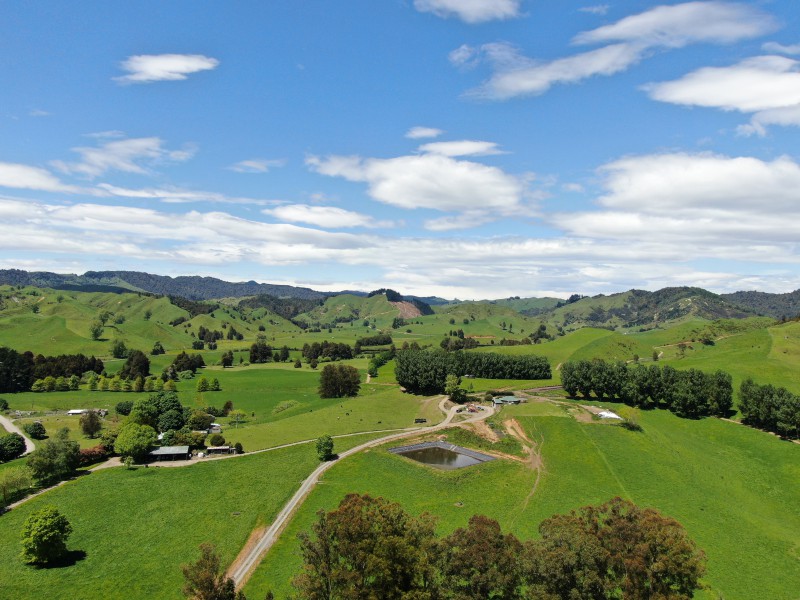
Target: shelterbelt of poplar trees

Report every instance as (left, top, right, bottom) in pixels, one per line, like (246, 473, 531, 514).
(395, 348, 551, 394)
(560, 360, 733, 419)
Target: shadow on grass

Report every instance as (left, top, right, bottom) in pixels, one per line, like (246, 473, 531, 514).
(34, 549, 87, 569)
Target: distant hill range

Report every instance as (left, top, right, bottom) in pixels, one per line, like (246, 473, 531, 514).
(543, 286, 800, 329)
(0, 269, 452, 305)
(0, 269, 327, 300)
(1, 268, 798, 325)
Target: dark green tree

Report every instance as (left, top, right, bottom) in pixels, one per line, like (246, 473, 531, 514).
(318, 364, 360, 398)
(79, 410, 103, 438)
(26, 428, 80, 485)
(23, 421, 47, 440)
(525, 497, 706, 600)
(158, 409, 186, 433)
(89, 320, 104, 341)
(111, 339, 128, 359)
(438, 515, 523, 599)
(119, 350, 150, 380)
(294, 494, 437, 600)
(181, 542, 244, 600)
(115, 399, 134, 416)
(0, 432, 26, 462)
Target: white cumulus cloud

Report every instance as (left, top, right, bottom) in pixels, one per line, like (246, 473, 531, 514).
(114, 54, 219, 84)
(552, 153, 800, 249)
(307, 152, 524, 214)
(264, 204, 394, 229)
(0, 162, 77, 193)
(644, 55, 800, 135)
(414, 0, 522, 23)
(405, 126, 444, 139)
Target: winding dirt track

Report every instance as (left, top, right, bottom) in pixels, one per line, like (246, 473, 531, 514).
(228, 398, 495, 588)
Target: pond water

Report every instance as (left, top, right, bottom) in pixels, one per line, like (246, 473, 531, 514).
(397, 446, 484, 470)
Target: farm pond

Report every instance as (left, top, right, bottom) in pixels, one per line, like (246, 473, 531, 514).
(389, 441, 496, 470)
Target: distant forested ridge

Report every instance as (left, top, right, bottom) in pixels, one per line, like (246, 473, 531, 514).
(722, 289, 800, 320)
(0, 269, 327, 301)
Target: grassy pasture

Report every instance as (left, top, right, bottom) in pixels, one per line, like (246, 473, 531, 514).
(245, 405, 800, 600)
(0, 430, 402, 600)
(244, 434, 534, 598)
(4, 361, 440, 452)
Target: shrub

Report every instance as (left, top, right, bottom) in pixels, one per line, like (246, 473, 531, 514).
(0, 397, 8, 411)
(115, 400, 134, 416)
(78, 444, 109, 467)
(23, 421, 47, 440)
(233, 442, 243, 454)
(209, 433, 226, 447)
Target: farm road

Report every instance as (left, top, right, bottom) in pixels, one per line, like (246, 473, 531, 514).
(0, 415, 36, 455)
(228, 397, 494, 588)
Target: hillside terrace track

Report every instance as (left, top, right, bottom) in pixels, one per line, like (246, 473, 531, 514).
(228, 397, 494, 588)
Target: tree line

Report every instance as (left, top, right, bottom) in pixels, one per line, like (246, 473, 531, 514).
(284, 493, 705, 600)
(560, 360, 733, 418)
(739, 378, 800, 439)
(395, 349, 551, 395)
(355, 333, 393, 351)
(0, 347, 104, 393)
(302, 341, 353, 362)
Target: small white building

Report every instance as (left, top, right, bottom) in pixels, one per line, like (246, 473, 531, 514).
(67, 409, 87, 416)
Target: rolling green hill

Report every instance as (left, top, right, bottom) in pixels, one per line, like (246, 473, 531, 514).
(540, 287, 755, 331)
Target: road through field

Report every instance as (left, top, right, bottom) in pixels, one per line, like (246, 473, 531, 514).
(228, 397, 494, 588)
(0, 414, 35, 455)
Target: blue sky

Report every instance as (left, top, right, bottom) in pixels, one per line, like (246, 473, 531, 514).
(2, 0, 800, 299)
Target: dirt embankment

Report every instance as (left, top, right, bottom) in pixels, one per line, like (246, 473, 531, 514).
(390, 301, 422, 319)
